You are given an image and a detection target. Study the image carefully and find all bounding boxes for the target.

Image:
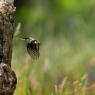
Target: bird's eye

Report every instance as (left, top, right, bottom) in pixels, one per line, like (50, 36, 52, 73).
(35, 41, 40, 45)
(37, 41, 40, 45)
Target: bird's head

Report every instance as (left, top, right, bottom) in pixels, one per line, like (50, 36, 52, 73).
(20, 36, 40, 59)
(20, 37, 40, 45)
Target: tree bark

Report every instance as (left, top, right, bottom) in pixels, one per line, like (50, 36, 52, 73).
(0, 0, 17, 95)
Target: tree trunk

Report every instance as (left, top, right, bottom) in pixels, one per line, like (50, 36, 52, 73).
(0, 0, 17, 95)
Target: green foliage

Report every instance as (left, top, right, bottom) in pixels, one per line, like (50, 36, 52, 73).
(13, 0, 95, 95)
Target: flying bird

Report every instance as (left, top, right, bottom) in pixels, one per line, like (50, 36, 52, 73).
(21, 37, 40, 59)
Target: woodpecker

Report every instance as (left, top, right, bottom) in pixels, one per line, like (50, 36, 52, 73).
(21, 37, 40, 59)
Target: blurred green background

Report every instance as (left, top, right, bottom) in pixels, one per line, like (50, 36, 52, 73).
(13, 0, 95, 95)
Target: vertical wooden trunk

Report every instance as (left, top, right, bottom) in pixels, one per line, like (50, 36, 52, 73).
(0, 0, 17, 95)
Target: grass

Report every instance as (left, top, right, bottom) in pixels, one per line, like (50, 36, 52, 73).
(12, 35, 95, 95)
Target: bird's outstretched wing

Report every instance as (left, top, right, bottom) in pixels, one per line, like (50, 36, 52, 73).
(27, 42, 40, 59)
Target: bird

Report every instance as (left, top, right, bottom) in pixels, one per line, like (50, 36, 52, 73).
(21, 37, 40, 59)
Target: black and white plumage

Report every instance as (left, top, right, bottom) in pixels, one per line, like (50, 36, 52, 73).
(22, 37, 40, 59)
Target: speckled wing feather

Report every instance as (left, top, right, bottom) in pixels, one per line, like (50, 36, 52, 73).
(27, 43, 40, 59)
